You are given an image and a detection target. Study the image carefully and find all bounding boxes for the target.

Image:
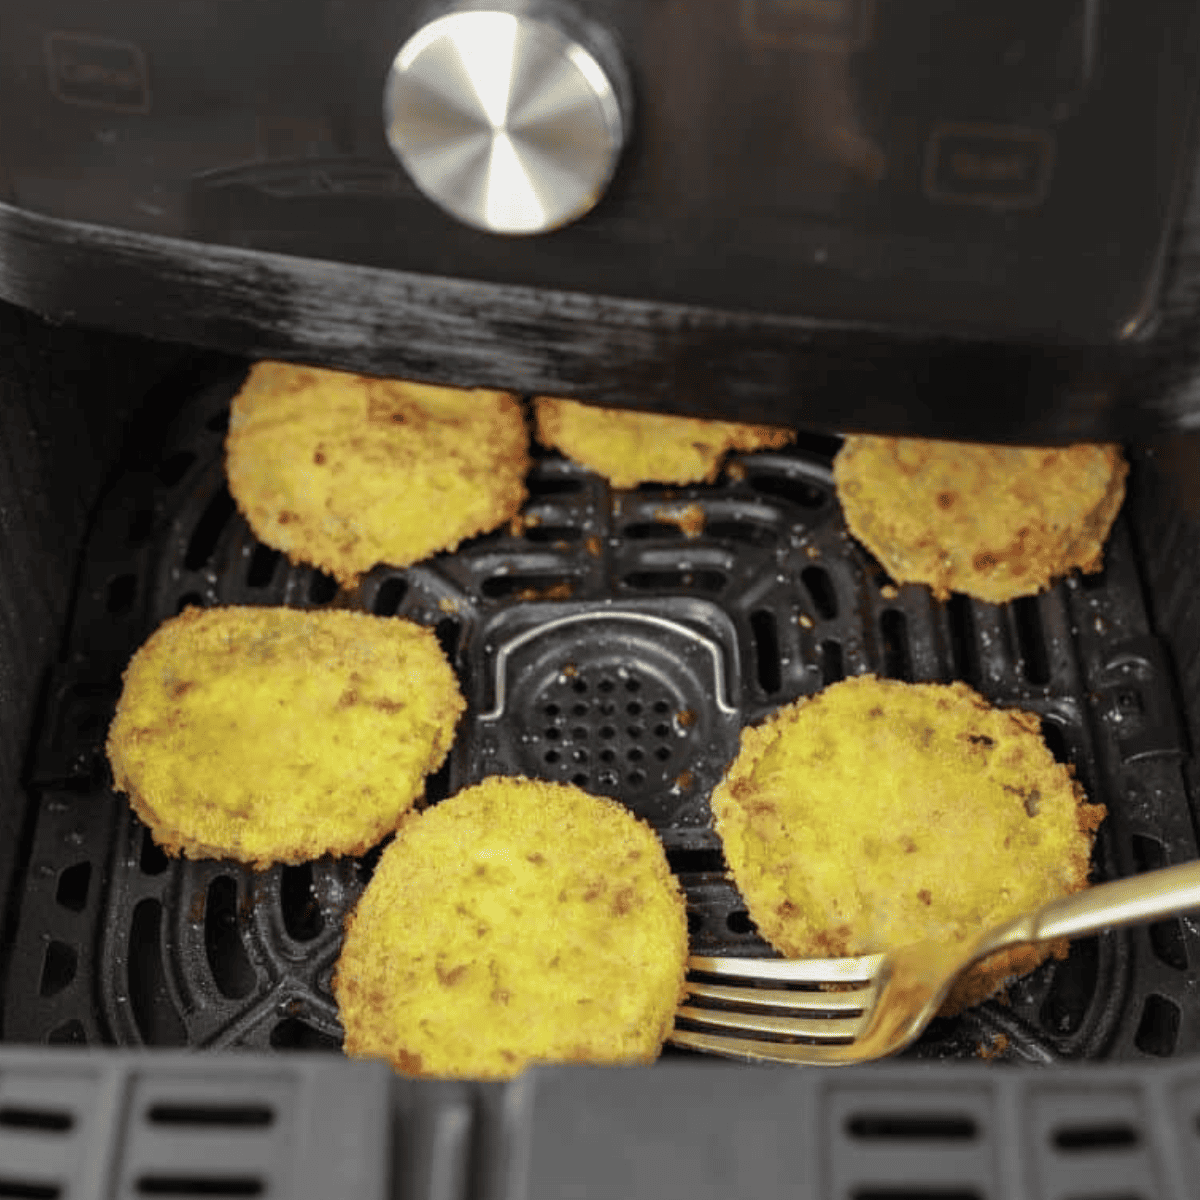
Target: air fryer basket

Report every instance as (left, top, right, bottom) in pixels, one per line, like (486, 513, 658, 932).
(3, 362, 1199, 1066)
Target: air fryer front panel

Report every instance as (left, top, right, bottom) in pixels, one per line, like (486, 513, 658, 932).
(2, 2, 1200, 343)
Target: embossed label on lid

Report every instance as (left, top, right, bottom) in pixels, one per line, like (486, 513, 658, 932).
(44, 32, 150, 114)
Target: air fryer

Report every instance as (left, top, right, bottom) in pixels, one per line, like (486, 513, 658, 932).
(5, 3, 1200, 1198)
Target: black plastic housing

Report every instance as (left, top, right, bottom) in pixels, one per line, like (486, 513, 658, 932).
(4, 5, 1200, 443)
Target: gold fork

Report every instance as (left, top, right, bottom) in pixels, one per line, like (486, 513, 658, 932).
(671, 859, 1200, 1064)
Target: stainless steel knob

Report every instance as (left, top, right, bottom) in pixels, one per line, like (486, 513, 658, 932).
(383, 9, 626, 234)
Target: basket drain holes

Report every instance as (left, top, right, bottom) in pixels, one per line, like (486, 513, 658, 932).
(204, 878, 256, 1001)
(185, 491, 236, 571)
(802, 566, 838, 620)
(946, 594, 980, 685)
(1131, 835, 1189, 970)
(39, 941, 76, 998)
(1013, 596, 1051, 685)
(269, 1018, 340, 1050)
(129, 899, 187, 1046)
(157, 451, 196, 488)
(46, 1021, 86, 1045)
(106, 574, 137, 614)
(1040, 719, 1070, 765)
(140, 830, 169, 876)
(745, 469, 827, 510)
(880, 610, 912, 682)
(281, 863, 324, 943)
(1134, 993, 1181, 1057)
(534, 669, 692, 793)
(822, 640, 845, 685)
(726, 911, 756, 935)
(55, 861, 91, 912)
(372, 577, 408, 616)
(1039, 935, 1099, 1038)
(246, 544, 280, 589)
(751, 609, 782, 695)
(129, 508, 155, 545)
(307, 570, 338, 605)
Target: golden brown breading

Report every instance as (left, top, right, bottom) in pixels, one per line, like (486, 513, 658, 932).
(107, 606, 464, 867)
(534, 396, 794, 488)
(833, 436, 1127, 604)
(226, 362, 529, 585)
(334, 776, 688, 1078)
(711, 676, 1105, 1013)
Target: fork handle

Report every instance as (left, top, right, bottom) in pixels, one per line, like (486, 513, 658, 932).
(1024, 859, 1200, 944)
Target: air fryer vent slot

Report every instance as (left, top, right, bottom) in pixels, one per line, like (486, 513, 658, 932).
(852, 1191, 981, 1200)
(135, 1175, 263, 1196)
(147, 1104, 274, 1128)
(1053, 1124, 1140, 1150)
(846, 1115, 977, 1141)
(0, 1108, 73, 1132)
(0, 1181, 62, 1199)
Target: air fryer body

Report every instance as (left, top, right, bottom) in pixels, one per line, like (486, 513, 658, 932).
(6, 8, 1200, 1197)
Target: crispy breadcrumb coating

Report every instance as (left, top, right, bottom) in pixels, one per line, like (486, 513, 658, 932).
(226, 362, 529, 585)
(334, 776, 688, 1078)
(107, 606, 464, 867)
(712, 676, 1105, 1013)
(833, 436, 1127, 603)
(534, 396, 794, 488)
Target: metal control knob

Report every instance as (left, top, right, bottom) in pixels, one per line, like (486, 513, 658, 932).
(383, 8, 626, 235)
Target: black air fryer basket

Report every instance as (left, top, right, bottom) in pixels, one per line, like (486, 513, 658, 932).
(4, 305, 1200, 1197)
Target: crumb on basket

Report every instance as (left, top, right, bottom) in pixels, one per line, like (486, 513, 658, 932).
(978, 1032, 1010, 1060)
(655, 502, 706, 539)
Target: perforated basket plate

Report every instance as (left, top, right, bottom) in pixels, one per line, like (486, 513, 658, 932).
(6, 368, 1200, 1065)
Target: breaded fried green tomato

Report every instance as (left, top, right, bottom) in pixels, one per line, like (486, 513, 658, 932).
(712, 676, 1105, 1013)
(534, 396, 794, 488)
(334, 777, 688, 1078)
(833, 436, 1127, 603)
(107, 606, 464, 867)
(226, 362, 529, 585)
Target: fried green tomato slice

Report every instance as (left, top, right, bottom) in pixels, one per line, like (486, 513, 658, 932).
(534, 396, 794, 488)
(334, 776, 688, 1079)
(712, 676, 1105, 1013)
(226, 362, 529, 585)
(107, 606, 464, 867)
(833, 435, 1127, 604)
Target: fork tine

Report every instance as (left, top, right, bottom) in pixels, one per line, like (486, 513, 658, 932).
(684, 980, 873, 1013)
(676, 1003, 867, 1041)
(669, 1027, 871, 1065)
(688, 953, 884, 984)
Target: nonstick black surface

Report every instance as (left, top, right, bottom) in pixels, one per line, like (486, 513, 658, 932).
(7, 369, 1199, 1063)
